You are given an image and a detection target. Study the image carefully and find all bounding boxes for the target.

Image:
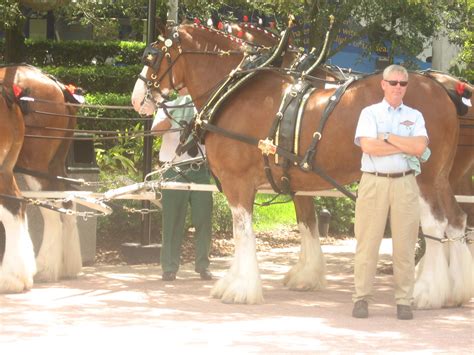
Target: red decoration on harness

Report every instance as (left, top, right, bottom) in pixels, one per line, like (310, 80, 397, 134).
(243, 15, 249, 22)
(194, 17, 201, 24)
(217, 21, 224, 30)
(456, 82, 466, 96)
(12, 84, 22, 98)
(65, 84, 77, 95)
(237, 30, 244, 38)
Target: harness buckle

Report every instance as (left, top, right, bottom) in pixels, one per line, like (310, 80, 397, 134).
(258, 138, 277, 156)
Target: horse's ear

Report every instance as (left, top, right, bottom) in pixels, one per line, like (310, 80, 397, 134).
(155, 17, 167, 37)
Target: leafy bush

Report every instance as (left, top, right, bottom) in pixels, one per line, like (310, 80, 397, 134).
(314, 186, 357, 235)
(211, 193, 233, 235)
(43, 64, 143, 93)
(18, 39, 145, 66)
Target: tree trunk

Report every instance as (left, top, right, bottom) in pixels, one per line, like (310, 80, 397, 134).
(5, 21, 26, 64)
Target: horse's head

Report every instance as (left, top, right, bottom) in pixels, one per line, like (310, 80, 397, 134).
(131, 24, 186, 115)
(132, 23, 255, 114)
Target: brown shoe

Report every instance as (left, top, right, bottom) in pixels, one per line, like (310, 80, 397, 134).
(397, 305, 413, 320)
(352, 300, 369, 318)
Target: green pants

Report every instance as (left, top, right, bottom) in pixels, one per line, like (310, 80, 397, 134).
(160, 163, 213, 273)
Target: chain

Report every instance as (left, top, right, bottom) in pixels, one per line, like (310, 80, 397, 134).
(425, 231, 474, 244)
(121, 206, 161, 215)
(26, 198, 109, 220)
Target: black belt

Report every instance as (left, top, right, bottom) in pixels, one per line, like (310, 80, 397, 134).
(366, 170, 414, 178)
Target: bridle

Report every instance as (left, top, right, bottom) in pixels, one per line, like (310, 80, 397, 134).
(137, 25, 183, 102)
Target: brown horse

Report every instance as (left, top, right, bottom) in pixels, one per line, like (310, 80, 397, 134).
(133, 24, 472, 308)
(0, 82, 36, 292)
(422, 70, 474, 225)
(0, 64, 82, 289)
(239, 25, 474, 208)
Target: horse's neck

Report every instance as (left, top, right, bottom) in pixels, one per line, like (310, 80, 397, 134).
(181, 27, 247, 108)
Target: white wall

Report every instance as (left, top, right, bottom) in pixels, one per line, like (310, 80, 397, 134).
(432, 34, 460, 71)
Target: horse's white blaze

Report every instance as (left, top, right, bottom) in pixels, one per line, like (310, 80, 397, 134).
(131, 67, 156, 116)
(60, 211, 82, 279)
(284, 221, 326, 290)
(210, 205, 263, 304)
(34, 208, 63, 282)
(0, 207, 36, 293)
(445, 222, 473, 306)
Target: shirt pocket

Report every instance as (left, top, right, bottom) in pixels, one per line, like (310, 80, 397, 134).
(397, 119, 415, 137)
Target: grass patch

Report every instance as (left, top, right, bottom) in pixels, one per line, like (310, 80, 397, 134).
(253, 194, 296, 232)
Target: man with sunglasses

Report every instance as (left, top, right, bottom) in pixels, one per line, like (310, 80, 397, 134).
(352, 64, 429, 320)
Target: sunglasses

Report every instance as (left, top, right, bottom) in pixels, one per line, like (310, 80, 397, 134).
(384, 80, 408, 87)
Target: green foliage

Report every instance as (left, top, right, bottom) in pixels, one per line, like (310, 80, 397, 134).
(20, 39, 145, 66)
(79, 92, 140, 131)
(77, 92, 161, 180)
(0, 0, 23, 30)
(314, 195, 356, 235)
(43, 64, 143, 93)
(211, 193, 233, 235)
(253, 195, 296, 232)
(94, 123, 143, 177)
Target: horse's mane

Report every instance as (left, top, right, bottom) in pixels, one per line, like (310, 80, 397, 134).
(181, 23, 262, 53)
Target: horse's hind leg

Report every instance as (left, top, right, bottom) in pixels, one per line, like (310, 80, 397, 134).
(283, 195, 326, 291)
(415, 184, 473, 308)
(210, 181, 263, 304)
(0, 173, 36, 293)
(0, 102, 36, 293)
(414, 193, 450, 309)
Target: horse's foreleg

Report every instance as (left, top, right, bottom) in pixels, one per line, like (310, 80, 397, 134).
(210, 188, 263, 304)
(59, 207, 82, 279)
(414, 197, 451, 309)
(283, 196, 326, 291)
(0, 205, 36, 293)
(34, 207, 63, 282)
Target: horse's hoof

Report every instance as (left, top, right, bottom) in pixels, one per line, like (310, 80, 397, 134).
(0, 273, 33, 293)
(34, 269, 60, 283)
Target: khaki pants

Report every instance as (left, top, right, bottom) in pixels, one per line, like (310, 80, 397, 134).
(353, 173, 420, 306)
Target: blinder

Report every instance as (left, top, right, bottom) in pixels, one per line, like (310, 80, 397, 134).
(141, 45, 164, 71)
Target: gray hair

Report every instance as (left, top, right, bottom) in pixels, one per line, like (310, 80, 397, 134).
(383, 64, 408, 80)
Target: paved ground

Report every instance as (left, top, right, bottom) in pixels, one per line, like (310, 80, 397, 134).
(1, 239, 473, 354)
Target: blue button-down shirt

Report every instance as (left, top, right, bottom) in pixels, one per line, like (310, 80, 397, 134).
(354, 99, 428, 174)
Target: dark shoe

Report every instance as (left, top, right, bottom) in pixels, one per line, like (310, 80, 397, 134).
(397, 305, 413, 320)
(162, 272, 176, 281)
(352, 300, 369, 318)
(199, 269, 213, 280)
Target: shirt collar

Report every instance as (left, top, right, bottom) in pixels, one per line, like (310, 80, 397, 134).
(382, 98, 404, 112)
